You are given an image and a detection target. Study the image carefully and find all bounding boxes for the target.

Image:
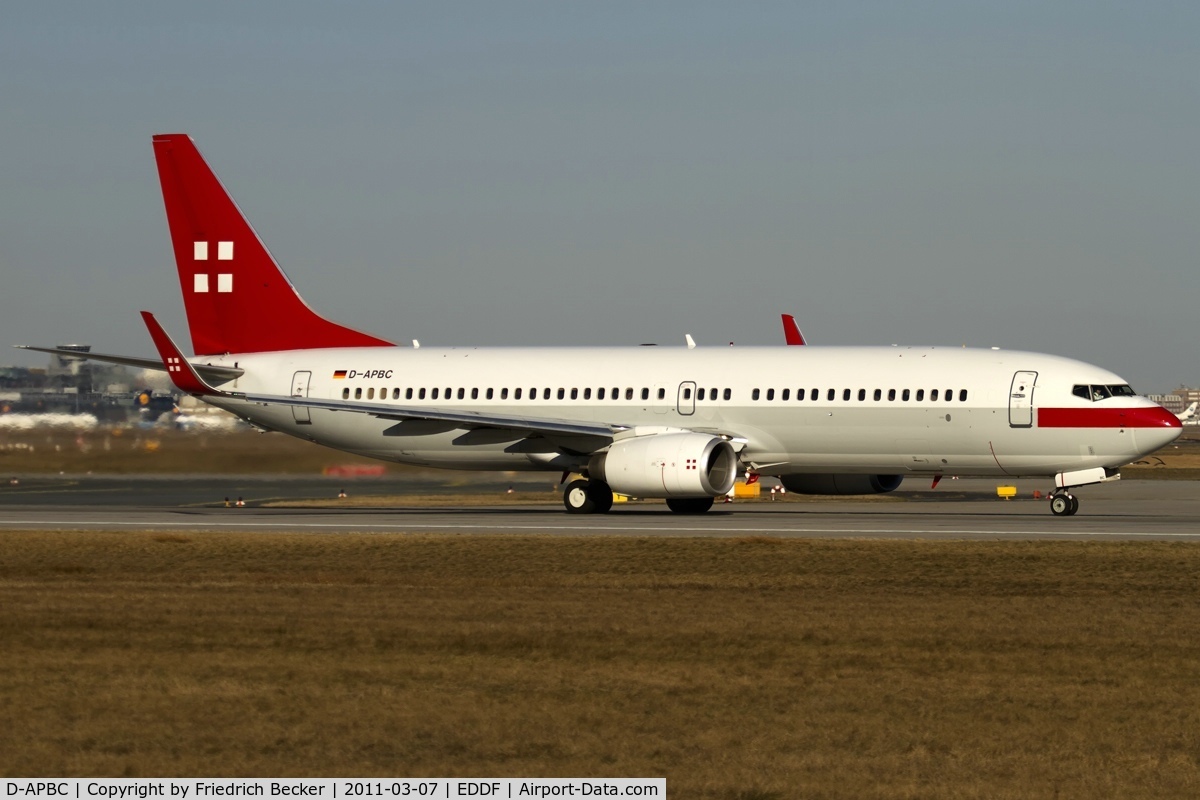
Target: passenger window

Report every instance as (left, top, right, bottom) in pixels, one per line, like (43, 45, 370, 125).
(827, 388, 835, 401)
(583, 388, 591, 400)
(455, 388, 463, 400)
(683, 388, 692, 400)
(858, 389, 866, 401)
(557, 388, 565, 400)
(612, 387, 619, 399)
(874, 389, 882, 401)
(842, 388, 850, 401)
(724, 388, 731, 401)
(367, 388, 375, 400)
(471, 388, 479, 400)
(342, 388, 349, 399)
(930, 389, 938, 401)
(417, 388, 425, 400)
(431, 388, 439, 400)
(514, 388, 522, 400)
(571, 388, 578, 400)
(486, 388, 494, 400)
(782, 388, 790, 401)
(625, 388, 633, 400)
(393, 388, 400, 400)
(946, 390, 953, 402)
(406, 388, 414, 400)
(887, 389, 895, 401)
(916, 389, 924, 401)
(641, 388, 650, 401)
(902, 389, 910, 401)
(598, 387, 606, 400)
(501, 388, 509, 400)
(544, 388, 551, 400)
(753, 389, 761, 401)
(658, 388, 666, 400)
(355, 388, 363, 400)
(766, 388, 775, 401)
(959, 389, 968, 402)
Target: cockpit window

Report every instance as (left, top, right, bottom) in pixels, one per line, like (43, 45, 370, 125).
(1073, 383, 1137, 402)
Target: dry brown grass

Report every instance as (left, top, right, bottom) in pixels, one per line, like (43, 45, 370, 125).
(3, 533, 1200, 798)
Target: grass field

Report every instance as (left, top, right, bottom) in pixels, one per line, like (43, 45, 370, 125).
(3, 532, 1200, 798)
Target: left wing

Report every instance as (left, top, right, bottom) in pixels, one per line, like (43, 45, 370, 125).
(14, 344, 244, 384)
(141, 311, 627, 440)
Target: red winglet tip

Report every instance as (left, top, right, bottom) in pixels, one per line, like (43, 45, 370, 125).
(782, 314, 807, 346)
(141, 312, 216, 396)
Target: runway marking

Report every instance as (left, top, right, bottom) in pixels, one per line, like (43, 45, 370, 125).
(2, 518, 1200, 538)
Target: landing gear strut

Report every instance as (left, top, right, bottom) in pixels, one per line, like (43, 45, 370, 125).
(1049, 489, 1079, 517)
(563, 479, 614, 514)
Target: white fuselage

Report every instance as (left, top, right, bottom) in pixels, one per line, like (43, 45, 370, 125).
(193, 344, 1180, 479)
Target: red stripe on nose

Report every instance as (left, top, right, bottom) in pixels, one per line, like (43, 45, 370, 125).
(1038, 407, 1183, 429)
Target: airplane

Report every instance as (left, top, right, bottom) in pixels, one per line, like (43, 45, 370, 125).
(19, 134, 1183, 517)
(1177, 402, 1198, 423)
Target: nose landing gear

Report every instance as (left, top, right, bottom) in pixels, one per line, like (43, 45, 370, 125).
(1049, 490, 1079, 516)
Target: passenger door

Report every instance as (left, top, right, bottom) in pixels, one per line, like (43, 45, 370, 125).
(1009, 371, 1037, 428)
(291, 370, 312, 425)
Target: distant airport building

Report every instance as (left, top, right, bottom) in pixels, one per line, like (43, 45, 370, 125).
(1150, 394, 1184, 414)
(1173, 387, 1200, 408)
(0, 347, 171, 422)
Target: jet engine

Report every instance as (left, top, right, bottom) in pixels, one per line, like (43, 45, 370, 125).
(779, 473, 903, 495)
(590, 433, 738, 498)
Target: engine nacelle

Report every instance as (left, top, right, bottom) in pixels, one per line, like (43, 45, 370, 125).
(590, 433, 737, 498)
(779, 473, 903, 495)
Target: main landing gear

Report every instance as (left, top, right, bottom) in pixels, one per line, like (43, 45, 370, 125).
(561, 479, 716, 515)
(1048, 489, 1080, 517)
(563, 479, 614, 514)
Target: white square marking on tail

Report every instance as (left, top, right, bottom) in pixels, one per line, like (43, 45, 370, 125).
(217, 273, 233, 292)
(194, 241, 209, 261)
(217, 241, 234, 260)
(194, 273, 209, 293)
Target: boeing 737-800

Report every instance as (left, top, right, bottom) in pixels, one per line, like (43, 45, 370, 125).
(20, 134, 1182, 516)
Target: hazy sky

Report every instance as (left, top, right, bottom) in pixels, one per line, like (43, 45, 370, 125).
(2, 2, 1197, 391)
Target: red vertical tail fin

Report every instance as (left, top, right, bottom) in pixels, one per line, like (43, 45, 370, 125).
(152, 134, 393, 356)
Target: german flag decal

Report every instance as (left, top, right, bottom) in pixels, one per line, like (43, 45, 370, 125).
(333, 370, 347, 379)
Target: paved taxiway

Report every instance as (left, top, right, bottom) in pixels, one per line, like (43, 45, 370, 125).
(1, 475, 1198, 540)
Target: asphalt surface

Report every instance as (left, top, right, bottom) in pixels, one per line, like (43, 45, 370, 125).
(1, 475, 1198, 540)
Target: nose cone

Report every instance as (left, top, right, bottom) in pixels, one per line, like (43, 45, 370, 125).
(1134, 406, 1184, 455)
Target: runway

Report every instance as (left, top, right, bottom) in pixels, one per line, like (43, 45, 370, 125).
(1, 475, 1198, 540)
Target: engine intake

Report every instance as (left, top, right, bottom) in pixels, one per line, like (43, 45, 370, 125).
(590, 433, 737, 498)
(779, 474, 903, 495)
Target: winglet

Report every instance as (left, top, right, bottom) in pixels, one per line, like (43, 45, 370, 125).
(140, 311, 220, 396)
(781, 314, 807, 346)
